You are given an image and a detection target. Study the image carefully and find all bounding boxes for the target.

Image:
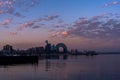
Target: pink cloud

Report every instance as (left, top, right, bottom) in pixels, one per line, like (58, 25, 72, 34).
(51, 32, 60, 38)
(67, 13, 120, 39)
(17, 21, 34, 31)
(16, 14, 59, 31)
(51, 34, 56, 37)
(104, 1, 119, 7)
(51, 31, 68, 38)
(112, 1, 119, 5)
(61, 31, 68, 37)
(9, 32, 17, 35)
(0, 0, 40, 17)
(0, 18, 12, 25)
(0, 10, 4, 14)
(6, 6, 14, 14)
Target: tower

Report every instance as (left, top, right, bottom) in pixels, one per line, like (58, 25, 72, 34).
(45, 40, 51, 53)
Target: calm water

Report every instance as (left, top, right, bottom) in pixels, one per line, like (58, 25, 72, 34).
(0, 54, 120, 80)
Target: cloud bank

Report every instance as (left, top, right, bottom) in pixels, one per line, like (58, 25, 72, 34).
(67, 13, 120, 39)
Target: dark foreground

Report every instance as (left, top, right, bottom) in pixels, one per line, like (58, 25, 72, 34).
(0, 54, 120, 80)
(0, 56, 38, 65)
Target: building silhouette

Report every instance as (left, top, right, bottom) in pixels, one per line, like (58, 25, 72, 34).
(2, 44, 13, 55)
(27, 47, 44, 55)
(45, 40, 68, 53)
(45, 40, 52, 53)
(0, 40, 68, 56)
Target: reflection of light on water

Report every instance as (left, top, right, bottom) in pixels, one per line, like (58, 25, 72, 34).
(0, 55, 120, 80)
(45, 60, 51, 72)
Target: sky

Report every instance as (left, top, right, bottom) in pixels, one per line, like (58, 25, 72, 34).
(0, 0, 120, 52)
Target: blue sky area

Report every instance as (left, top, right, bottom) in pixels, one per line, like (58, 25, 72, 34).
(0, 0, 120, 52)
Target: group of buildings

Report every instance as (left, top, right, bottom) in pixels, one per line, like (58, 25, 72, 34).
(0, 40, 68, 56)
(0, 44, 44, 56)
(0, 40, 96, 56)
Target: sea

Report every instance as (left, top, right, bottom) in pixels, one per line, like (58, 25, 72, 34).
(0, 54, 120, 80)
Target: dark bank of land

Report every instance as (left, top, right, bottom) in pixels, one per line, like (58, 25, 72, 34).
(0, 52, 119, 66)
(0, 56, 38, 65)
(0, 40, 120, 66)
(97, 52, 120, 55)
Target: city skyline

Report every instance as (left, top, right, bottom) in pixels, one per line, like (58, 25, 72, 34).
(0, 0, 120, 52)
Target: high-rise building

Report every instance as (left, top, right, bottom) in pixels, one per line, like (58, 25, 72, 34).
(3, 44, 13, 55)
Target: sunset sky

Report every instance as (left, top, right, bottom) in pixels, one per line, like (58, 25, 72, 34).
(0, 0, 120, 52)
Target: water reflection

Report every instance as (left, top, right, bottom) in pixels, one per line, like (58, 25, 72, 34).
(0, 55, 120, 80)
(0, 55, 68, 69)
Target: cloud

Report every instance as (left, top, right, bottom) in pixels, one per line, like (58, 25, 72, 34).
(0, 18, 12, 27)
(38, 15, 59, 22)
(104, 1, 119, 7)
(13, 12, 25, 17)
(0, 0, 15, 14)
(44, 15, 59, 21)
(15, 0, 40, 9)
(51, 32, 60, 38)
(112, 1, 119, 5)
(52, 21, 69, 29)
(51, 30, 68, 38)
(47, 13, 120, 41)
(9, 32, 18, 35)
(66, 13, 120, 39)
(31, 25, 41, 29)
(104, 3, 110, 7)
(17, 21, 34, 31)
(0, 10, 4, 14)
(61, 31, 68, 37)
(0, 0, 40, 17)
(17, 14, 59, 31)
